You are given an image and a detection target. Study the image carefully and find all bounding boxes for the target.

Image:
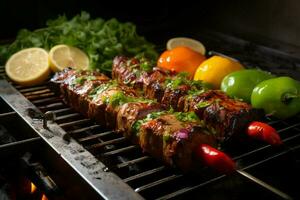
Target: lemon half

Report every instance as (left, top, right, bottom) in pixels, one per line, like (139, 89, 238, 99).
(49, 44, 89, 72)
(167, 37, 206, 55)
(5, 48, 50, 86)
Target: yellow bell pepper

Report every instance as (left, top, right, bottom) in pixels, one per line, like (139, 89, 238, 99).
(193, 55, 244, 89)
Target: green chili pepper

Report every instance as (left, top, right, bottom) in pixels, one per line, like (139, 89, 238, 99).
(251, 76, 300, 119)
(221, 69, 274, 102)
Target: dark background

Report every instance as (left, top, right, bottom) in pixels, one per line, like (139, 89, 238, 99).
(1, 0, 300, 52)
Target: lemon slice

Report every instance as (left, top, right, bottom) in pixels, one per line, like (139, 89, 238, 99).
(5, 48, 50, 86)
(49, 44, 89, 72)
(167, 37, 206, 55)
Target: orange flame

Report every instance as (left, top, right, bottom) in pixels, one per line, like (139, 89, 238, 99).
(30, 182, 37, 194)
(41, 194, 48, 200)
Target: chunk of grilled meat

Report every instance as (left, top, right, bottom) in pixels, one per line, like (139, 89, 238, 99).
(50, 68, 136, 126)
(112, 56, 264, 141)
(50, 68, 110, 124)
(138, 113, 217, 171)
(178, 90, 263, 142)
(50, 68, 221, 173)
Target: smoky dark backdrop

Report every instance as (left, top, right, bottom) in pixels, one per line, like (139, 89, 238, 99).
(1, 0, 300, 50)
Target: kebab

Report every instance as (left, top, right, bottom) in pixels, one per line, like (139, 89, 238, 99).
(50, 68, 236, 174)
(112, 56, 281, 145)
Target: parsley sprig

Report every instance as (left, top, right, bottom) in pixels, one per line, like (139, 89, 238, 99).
(0, 11, 158, 73)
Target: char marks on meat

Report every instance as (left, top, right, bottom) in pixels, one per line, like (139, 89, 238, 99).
(50, 68, 218, 173)
(112, 56, 264, 142)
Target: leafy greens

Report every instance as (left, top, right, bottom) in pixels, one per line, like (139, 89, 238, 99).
(0, 11, 158, 73)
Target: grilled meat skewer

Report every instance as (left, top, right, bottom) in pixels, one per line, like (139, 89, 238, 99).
(50, 68, 235, 173)
(112, 56, 264, 143)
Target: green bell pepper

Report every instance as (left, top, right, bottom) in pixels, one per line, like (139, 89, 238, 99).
(251, 76, 300, 119)
(221, 69, 274, 102)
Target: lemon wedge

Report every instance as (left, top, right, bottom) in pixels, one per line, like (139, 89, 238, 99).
(167, 37, 206, 55)
(5, 48, 50, 86)
(49, 44, 89, 72)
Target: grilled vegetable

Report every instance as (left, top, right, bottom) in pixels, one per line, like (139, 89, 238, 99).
(50, 68, 235, 174)
(194, 56, 244, 89)
(197, 144, 236, 174)
(157, 46, 206, 77)
(247, 121, 282, 146)
(251, 77, 300, 119)
(221, 69, 275, 102)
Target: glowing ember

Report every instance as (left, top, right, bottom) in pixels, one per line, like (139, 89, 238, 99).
(41, 194, 48, 200)
(30, 182, 37, 194)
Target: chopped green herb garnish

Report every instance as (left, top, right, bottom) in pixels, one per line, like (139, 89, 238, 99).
(174, 111, 199, 122)
(86, 76, 96, 81)
(108, 92, 129, 107)
(105, 91, 155, 107)
(88, 80, 117, 101)
(74, 75, 96, 85)
(75, 77, 85, 85)
(163, 133, 172, 143)
(196, 101, 212, 108)
(165, 72, 207, 90)
(132, 110, 167, 134)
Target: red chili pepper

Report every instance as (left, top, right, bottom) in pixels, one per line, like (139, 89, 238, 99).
(247, 121, 282, 146)
(197, 144, 236, 174)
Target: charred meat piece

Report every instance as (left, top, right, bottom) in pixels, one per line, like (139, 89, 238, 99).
(51, 68, 111, 124)
(138, 113, 217, 172)
(112, 56, 203, 109)
(178, 90, 264, 143)
(112, 56, 264, 140)
(50, 68, 224, 173)
(50, 69, 137, 126)
(116, 102, 162, 141)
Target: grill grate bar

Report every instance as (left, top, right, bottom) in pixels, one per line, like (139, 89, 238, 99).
(31, 96, 60, 104)
(124, 166, 166, 183)
(0, 137, 41, 150)
(67, 124, 101, 135)
(0, 137, 42, 157)
(135, 174, 183, 193)
(0, 111, 16, 119)
(51, 107, 73, 114)
(237, 170, 292, 200)
(233, 145, 271, 161)
(25, 92, 56, 100)
(283, 132, 300, 143)
(38, 102, 65, 110)
(22, 88, 51, 96)
(241, 144, 300, 171)
(233, 122, 300, 161)
(117, 156, 150, 169)
(55, 113, 81, 121)
(78, 131, 115, 142)
(14, 83, 47, 90)
(86, 137, 126, 149)
(277, 122, 300, 133)
(18, 85, 48, 93)
(59, 118, 91, 128)
(155, 175, 226, 200)
(103, 145, 137, 156)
